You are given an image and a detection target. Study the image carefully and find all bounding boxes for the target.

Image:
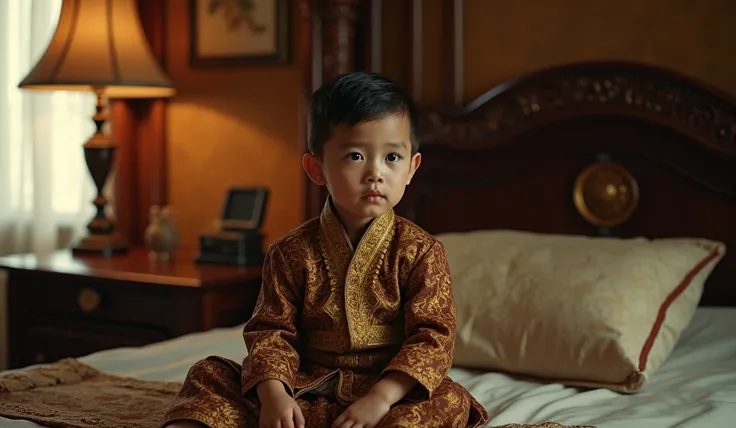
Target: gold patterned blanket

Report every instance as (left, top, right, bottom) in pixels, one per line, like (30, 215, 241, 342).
(0, 358, 595, 428)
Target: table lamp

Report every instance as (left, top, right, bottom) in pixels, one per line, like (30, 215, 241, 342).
(18, 0, 176, 256)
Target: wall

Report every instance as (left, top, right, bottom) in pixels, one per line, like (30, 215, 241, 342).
(164, 0, 304, 249)
(381, 0, 736, 104)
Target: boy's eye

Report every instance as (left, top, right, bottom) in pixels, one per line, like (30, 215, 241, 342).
(347, 152, 363, 161)
(386, 153, 401, 163)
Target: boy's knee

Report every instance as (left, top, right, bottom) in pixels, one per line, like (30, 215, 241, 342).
(189, 355, 235, 372)
(187, 357, 218, 374)
(183, 356, 242, 386)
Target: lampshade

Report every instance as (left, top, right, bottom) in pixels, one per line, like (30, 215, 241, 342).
(18, 0, 175, 99)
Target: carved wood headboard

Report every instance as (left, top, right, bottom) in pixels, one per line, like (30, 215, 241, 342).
(298, 1, 736, 307)
(396, 61, 736, 307)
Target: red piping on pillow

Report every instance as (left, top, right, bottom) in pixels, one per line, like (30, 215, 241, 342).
(637, 249, 721, 372)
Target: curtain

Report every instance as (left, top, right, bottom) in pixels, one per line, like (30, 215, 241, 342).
(0, 0, 96, 369)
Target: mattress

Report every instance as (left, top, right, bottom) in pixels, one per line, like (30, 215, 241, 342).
(2, 307, 735, 428)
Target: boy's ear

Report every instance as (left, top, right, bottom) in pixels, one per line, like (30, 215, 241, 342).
(302, 153, 326, 186)
(406, 152, 422, 185)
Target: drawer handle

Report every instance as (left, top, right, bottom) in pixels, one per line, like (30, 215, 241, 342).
(78, 287, 100, 312)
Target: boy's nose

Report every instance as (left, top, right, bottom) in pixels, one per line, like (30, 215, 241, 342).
(367, 171, 384, 183)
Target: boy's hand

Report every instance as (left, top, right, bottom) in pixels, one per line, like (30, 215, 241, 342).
(332, 391, 391, 428)
(257, 380, 305, 428)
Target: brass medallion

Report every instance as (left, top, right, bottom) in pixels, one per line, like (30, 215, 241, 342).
(573, 162, 639, 227)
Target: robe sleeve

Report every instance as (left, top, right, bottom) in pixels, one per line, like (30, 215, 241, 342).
(241, 242, 302, 396)
(382, 240, 456, 398)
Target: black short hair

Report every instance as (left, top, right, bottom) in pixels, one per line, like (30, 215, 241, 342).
(308, 72, 418, 157)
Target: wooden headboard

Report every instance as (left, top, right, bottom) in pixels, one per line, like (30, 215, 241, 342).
(395, 61, 736, 307)
(298, 1, 736, 307)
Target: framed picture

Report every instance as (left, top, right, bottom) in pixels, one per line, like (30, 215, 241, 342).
(189, 0, 290, 66)
(218, 187, 270, 232)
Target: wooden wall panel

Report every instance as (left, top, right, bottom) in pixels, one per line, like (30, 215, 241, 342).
(110, 0, 168, 246)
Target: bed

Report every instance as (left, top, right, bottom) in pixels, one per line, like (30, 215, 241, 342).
(2, 306, 736, 428)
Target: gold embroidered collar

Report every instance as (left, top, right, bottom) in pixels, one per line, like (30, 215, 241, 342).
(319, 197, 394, 256)
(318, 197, 396, 349)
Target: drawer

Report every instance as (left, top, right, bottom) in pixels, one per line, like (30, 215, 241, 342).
(9, 274, 203, 333)
(14, 319, 169, 368)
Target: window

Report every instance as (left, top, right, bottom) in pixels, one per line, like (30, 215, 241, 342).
(1, 0, 95, 220)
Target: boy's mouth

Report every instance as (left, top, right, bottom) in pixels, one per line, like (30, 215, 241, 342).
(362, 190, 385, 201)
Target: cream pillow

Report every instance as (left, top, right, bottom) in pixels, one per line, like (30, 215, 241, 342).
(437, 229, 726, 392)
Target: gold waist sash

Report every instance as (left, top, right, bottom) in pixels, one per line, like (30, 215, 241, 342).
(303, 324, 405, 353)
(303, 345, 401, 372)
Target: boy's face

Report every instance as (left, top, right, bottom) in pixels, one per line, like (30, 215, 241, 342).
(303, 113, 421, 227)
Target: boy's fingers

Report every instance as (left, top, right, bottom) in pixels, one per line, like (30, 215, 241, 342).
(338, 419, 355, 428)
(265, 420, 282, 428)
(332, 413, 346, 428)
(294, 406, 306, 428)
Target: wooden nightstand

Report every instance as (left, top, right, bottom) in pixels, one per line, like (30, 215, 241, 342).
(0, 248, 262, 369)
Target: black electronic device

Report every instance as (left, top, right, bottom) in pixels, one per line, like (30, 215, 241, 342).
(195, 187, 269, 267)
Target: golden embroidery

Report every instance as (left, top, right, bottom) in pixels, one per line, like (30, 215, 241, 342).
(381, 239, 459, 396)
(338, 369, 355, 403)
(317, 200, 352, 352)
(304, 346, 398, 371)
(344, 207, 396, 349)
(240, 241, 302, 396)
(304, 324, 404, 352)
(319, 199, 404, 351)
(160, 200, 490, 427)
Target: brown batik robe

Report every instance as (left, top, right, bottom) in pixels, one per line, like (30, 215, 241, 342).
(161, 198, 489, 428)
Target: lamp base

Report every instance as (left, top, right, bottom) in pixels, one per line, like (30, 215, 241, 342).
(73, 88, 129, 257)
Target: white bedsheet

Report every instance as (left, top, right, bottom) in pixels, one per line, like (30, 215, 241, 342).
(2, 307, 735, 428)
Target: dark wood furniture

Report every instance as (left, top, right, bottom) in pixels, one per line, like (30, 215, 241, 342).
(299, 2, 736, 307)
(2, 248, 262, 369)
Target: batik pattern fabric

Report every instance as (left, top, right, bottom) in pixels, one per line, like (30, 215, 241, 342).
(161, 198, 489, 428)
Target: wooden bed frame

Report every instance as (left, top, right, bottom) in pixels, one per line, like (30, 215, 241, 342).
(299, 0, 736, 307)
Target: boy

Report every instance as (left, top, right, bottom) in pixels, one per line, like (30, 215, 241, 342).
(162, 72, 488, 428)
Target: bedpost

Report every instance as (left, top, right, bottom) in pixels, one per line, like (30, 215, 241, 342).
(443, 0, 463, 108)
(299, 0, 361, 221)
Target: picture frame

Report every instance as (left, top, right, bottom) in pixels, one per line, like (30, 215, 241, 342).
(189, 0, 290, 66)
(218, 187, 270, 232)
